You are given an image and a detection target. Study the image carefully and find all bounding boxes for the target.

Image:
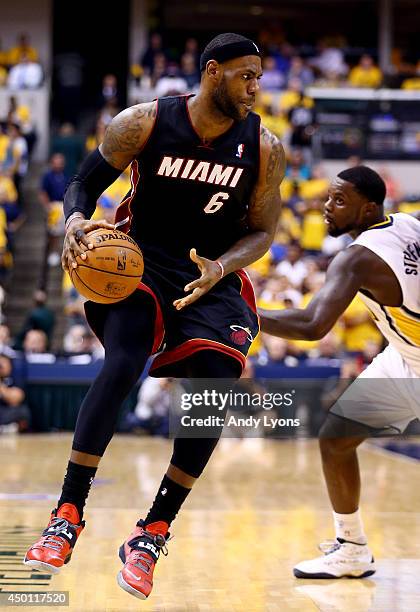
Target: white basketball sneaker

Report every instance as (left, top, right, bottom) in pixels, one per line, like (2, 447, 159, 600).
(294, 539, 376, 579)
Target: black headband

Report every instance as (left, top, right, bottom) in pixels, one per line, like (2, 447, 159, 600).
(200, 39, 261, 72)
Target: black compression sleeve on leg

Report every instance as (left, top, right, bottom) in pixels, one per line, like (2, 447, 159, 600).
(170, 351, 240, 478)
(64, 148, 123, 222)
(72, 291, 156, 456)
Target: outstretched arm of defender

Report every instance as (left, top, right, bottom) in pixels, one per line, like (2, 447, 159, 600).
(260, 249, 367, 340)
(62, 102, 157, 271)
(174, 126, 285, 310)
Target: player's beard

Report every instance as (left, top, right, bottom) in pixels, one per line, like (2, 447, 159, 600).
(327, 223, 354, 237)
(212, 76, 243, 121)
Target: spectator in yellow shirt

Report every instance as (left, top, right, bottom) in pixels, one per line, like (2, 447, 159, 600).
(348, 54, 383, 88)
(298, 198, 326, 252)
(257, 104, 291, 141)
(0, 206, 10, 279)
(401, 62, 420, 90)
(247, 250, 272, 278)
(279, 78, 314, 113)
(0, 130, 9, 166)
(7, 33, 39, 66)
(0, 38, 8, 67)
(275, 206, 301, 245)
(299, 164, 329, 200)
(0, 172, 23, 239)
(341, 294, 382, 352)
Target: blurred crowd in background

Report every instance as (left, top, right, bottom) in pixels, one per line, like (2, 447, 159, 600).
(0, 31, 419, 434)
(0, 33, 43, 90)
(131, 32, 420, 95)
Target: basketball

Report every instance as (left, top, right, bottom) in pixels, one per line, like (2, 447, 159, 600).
(70, 228, 144, 304)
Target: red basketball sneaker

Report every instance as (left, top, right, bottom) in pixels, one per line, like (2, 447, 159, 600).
(117, 520, 169, 599)
(23, 503, 85, 574)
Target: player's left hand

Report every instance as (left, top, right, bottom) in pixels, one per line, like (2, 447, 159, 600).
(173, 248, 223, 310)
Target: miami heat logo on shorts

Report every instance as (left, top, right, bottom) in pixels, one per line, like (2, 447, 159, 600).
(229, 325, 254, 346)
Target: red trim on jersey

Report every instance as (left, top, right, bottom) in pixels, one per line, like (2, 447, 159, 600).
(114, 160, 140, 234)
(114, 100, 159, 234)
(137, 281, 165, 354)
(150, 338, 246, 373)
(137, 98, 159, 154)
(235, 269, 257, 314)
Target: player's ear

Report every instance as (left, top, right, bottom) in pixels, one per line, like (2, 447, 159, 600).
(206, 60, 221, 81)
(362, 200, 378, 219)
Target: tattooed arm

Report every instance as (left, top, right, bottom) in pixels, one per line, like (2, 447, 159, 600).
(174, 125, 285, 310)
(218, 125, 285, 273)
(61, 102, 157, 271)
(99, 101, 157, 169)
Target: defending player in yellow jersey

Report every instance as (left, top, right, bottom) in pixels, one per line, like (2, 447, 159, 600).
(260, 165, 419, 579)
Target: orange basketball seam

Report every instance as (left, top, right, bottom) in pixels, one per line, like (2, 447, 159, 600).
(75, 265, 142, 279)
(80, 246, 143, 258)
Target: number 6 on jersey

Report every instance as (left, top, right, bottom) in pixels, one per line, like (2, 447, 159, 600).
(203, 192, 229, 214)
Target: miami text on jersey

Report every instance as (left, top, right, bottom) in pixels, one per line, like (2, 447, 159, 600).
(157, 156, 244, 187)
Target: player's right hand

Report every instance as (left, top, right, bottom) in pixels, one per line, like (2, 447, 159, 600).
(62, 218, 115, 272)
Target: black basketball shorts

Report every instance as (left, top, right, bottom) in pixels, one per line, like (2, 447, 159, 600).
(140, 266, 259, 377)
(84, 259, 259, 377)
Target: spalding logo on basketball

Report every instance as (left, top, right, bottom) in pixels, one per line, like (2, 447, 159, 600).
(70, 228, 144, 304)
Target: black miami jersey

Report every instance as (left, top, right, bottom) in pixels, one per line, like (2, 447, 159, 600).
(115, 94, 261, 267)
(109, 95, 261, 376)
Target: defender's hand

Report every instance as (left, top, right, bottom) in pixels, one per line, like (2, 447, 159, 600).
(62, 218, 115, 272)
(173, 248, 223, 311)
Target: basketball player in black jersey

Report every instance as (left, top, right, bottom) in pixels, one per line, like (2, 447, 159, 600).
(24, 33, 286, 599)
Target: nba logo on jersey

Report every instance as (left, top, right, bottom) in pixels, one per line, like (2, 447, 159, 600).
(236, 144, 245, 158)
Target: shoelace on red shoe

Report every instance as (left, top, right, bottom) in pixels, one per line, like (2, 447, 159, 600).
(128, 526, 170, 560)
(38, 517, 77, 551)
(38, 535, 66, 552)
(129, 551, 154, 574)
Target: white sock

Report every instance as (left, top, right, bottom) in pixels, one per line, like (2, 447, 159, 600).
(333, 509, 367, 545)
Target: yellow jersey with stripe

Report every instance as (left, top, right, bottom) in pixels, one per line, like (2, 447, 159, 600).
(350, 212, 420, 375)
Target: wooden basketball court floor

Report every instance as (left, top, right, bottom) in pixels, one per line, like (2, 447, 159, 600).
(1, 434, 420, 611)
